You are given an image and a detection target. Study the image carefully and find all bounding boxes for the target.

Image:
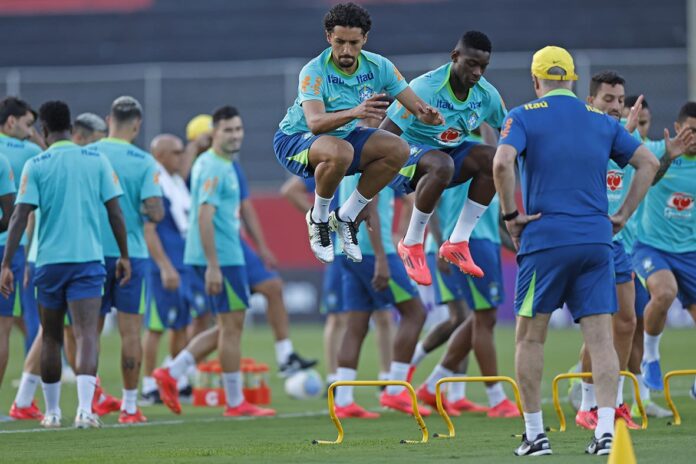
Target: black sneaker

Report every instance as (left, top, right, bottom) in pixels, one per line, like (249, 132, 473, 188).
(139, 390, 162, 406)
(279, 352, 318, 378)
(179, 385, 193, 405)
(514, 433, 553, 456)
(585, 433, 612, 456)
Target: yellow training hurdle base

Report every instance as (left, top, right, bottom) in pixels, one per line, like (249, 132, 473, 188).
(551, 371, 647, 432)
(664, 369, 696, 426)
(433, 376, 524, 439)
(312, 380, 429, 445)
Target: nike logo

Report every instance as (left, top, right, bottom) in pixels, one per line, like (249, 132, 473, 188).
(327, 96, 340, 102)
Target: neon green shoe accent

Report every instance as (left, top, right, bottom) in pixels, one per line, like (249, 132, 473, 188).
(12, 287, 22, 317)
(147, 297, 164, 332)
(388, 278, 413, 304)
(398, 164, 417, 180)
(138, 279, 147, 315)
(288, 149, 309, 166)
(64, 313, 71, 326)
(436, 270, 454, 303)
(518, 271, 536, 318)
(224, 279, 247, 311)
(467, 277, 491, 310)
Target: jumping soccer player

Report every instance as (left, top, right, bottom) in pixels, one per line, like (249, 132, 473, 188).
(92, 96, 164, 423)
(154, 106, 275, 417)
(494, 46, 657, 456)
(1, 100, 130, 429)
(274, 2, 443, 265)
(381, 31, 506, 285)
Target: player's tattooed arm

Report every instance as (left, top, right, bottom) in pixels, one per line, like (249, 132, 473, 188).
(145, 222, 179, 290)
(0, 203, 35, 298)
(141, 196, 164, 223)
(105, 197, 131, 285)
(303, 95, 389, 135)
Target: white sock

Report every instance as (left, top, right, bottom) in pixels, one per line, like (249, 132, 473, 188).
(42, 381, 61, 415)
(121, 389, 137, 414)
(636, 374, 651, 402)
(222, 371, 243, 408)
(403, 207, 432, 246)
(162, 355, 173, 367)
(169, 350, 196, 380)
(338, 190, 371, 222)
(447, 375, 467, 402)
(486, 382, 506, 408)
(326, 373, 338, 385)
(524, 411, 544, 439)
(275, 339, 294, 366)
(76, 375, 97, 414)
(311, 193, 333, 223)
(616, 376, 625, 407)
(385, 362, 410, 395)
(580, 381, 596, 411)
(410, 342, 427, 366)
(449, 198, 488, 243)
(378, 371, 390, 381)
(595, 407, 615, 438)
(334, 367, 357, 407)
(141, 376, 157, 395)
(643, 333, 662, 362)
(425, 364, 453, 394)
(177, 374, 191, 391)
(15, 372, 41, 408)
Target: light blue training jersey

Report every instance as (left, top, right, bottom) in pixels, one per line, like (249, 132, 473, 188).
(16, 141, 122, 266)
(279, 48, 409, 138)
(184, 150, 244, 267)
(90, 138, 162, 259)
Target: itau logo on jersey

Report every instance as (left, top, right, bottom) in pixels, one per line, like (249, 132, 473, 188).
(665, 192, 694, 219)
(438, 127, 462, 145)
(606, 170, 624, 191)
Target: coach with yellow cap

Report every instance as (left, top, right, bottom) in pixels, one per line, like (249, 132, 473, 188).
(181, 114, 213, 180)
(492, 45, 659, 456)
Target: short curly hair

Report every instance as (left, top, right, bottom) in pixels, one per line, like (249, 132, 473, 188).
(39, 101, 71, 133)
(324, 2, 371, 34)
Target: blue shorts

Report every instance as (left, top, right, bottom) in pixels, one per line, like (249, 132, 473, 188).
(145, 268, 192, 332)
(34, 261, 106, 309)
(515, 244, 617, 323)
(101, 257, 149, 315)
(182, 266, 210, 318)
(0, 246, 25, 318)
(634, 273, 649, 318)
(273, 127, 377, 179)
(243, 241, 279, 289)
(612, 240, 633, 285)
(633, 241, 696, 307)
(321, 256, 346, 314)
(429, 239, 504, 309)
(389, 141, 478, 195)
(192, 265, 249, 314)
(343, 254, 418, 311)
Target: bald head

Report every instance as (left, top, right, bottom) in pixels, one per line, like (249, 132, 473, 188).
(150, 134, 184, 175)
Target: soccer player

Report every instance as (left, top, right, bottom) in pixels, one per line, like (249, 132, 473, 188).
(381, 31, 506, 285)
(636, 102, 696, 394)
(92, 96, 164, 423)
(154, 106, 275, 417)
(274, 2, 443, 265)
(0, 100, 130, 429)
(72, 113, 107, 146)
(0, 151, 16, 390)
(494, 46, 658, 456)
(625, 95, 652, 140)
(333, 174, 430, 418)
(0, 97, 42, 355)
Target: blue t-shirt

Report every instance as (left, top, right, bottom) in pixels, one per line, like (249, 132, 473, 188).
(0, 134, 42, 246)
(16, 141, 122, 266)
(279, 48, 409, 138)
(637, 155, 696, 253)
(387, 63, 506, 147)
(338, 175, 395, 256)
(90, 138, 162, 259)
(154, 195, 186, 271)
(499, 89, 640, 256)
(184, 150, 244, 266)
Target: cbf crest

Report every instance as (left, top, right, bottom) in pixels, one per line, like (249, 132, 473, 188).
(358, 85, 375, 102)
(466, 112, 480, 131)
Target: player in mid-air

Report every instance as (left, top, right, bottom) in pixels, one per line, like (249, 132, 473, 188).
(381, 31, 506, 285)
(1, 100, 130, 429)
(154, 106, 275, 417)
(274, 2, 443, 265)
(92, 96, 164, 423)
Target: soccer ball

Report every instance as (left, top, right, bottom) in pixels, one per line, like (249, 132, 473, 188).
(284, 369, 323, 399)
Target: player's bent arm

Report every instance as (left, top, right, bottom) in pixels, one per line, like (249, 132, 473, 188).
(302, 100, 358, 135)
(378, 117, 403, 137)
(492, 144, 518, 216)
(198, 203, 219, 268)
(280, 177, 312, 213)
(141, 196, 164, 223)
(393, 87, 444, 126)
(0, 192, 16, 233)
(615, 145, 660, 224)
(1, 203, 35, 269)
(105, 197, 129, 259)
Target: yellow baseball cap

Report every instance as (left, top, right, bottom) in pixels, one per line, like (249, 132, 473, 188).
(186, 114, 213, 141)
(531, 46, 578, 81)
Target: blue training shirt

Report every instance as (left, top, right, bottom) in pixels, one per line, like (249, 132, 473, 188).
(499, 88, 640, 256)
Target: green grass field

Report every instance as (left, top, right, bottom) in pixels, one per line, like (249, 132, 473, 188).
(1, 324, 694, 463)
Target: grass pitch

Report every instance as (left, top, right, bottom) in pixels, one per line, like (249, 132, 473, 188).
(1, 324, 694, 463)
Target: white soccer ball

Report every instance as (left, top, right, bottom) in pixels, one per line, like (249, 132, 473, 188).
(284, 369, 323, 399)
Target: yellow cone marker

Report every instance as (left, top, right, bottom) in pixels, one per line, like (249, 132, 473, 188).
(608, 419, 637, 464)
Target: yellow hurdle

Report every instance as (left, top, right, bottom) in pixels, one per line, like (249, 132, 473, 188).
(551, 371, 647, 432)
(432, 376, 524, 439)
(664, 369, 696, 426)
(312, 380, 428, 445)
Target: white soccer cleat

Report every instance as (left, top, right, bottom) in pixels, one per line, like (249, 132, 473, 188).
(40, 412, 62, 428)
(305, 209, 334, 264)
(74, 409, 102, 429)
(329, 210, 362, 263)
